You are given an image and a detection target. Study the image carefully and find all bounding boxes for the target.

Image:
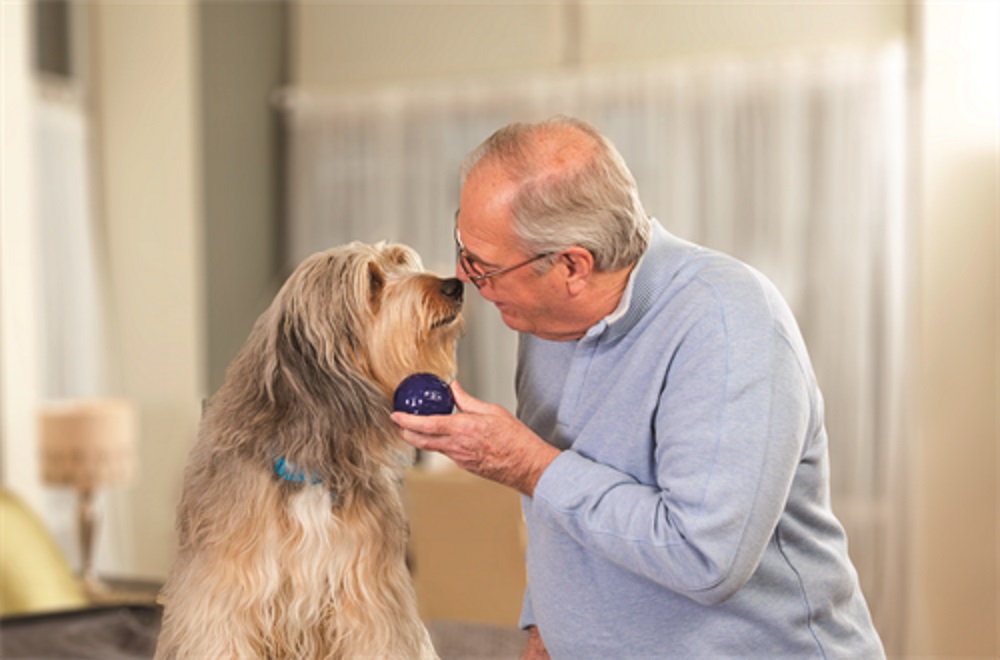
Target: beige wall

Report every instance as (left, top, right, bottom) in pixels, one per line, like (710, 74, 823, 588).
(578, 3, 906, 65)
(916, 2, 998, 655)
(1, 3, 44, 508)
(200, 2, 286, 392)
(292, 3, 567, 88)
(291, 2, 907, 89)
(88, 2, 205, 577)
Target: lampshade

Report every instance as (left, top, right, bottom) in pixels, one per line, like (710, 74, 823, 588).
(38, 399, 136, 491)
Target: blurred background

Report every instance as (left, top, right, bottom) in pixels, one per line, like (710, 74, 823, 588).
(1, 1, 996, 657)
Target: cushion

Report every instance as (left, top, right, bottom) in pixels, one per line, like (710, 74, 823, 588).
(0, 487, 87, 616)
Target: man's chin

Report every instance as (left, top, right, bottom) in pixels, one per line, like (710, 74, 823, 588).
(497, 308, 529, 333)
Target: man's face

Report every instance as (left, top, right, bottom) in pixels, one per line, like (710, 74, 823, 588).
(455, 163, 566, 339)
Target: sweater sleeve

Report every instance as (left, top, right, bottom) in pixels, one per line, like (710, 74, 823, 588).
(518, 580, 535, 630)
(530, 282, 813, 606)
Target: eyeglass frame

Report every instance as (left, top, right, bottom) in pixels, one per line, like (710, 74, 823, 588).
(454, 224, 554, 289)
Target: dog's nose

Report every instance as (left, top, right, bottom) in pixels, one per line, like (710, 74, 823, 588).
(440, 278, 464, 302)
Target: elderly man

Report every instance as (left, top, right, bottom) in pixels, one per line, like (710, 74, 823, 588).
(392, 116, 884, 659)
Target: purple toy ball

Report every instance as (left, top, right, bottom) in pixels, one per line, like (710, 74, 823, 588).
(393, 373, 455, 416)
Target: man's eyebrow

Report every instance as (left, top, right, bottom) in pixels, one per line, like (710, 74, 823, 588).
(465, 249, 499, 269)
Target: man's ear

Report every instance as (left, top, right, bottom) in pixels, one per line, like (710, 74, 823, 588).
(558, 247, 595, 295)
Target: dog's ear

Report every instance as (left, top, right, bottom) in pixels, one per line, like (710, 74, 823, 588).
(368, 261, 385, 312)
(385, 244, 416, 268)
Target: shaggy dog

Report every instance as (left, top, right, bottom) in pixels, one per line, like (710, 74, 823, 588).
(155, 242, 463, 659)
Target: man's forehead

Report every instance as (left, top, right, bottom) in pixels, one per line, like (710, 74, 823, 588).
(459, 165, 517, 224)
(456, 207, 511, 259)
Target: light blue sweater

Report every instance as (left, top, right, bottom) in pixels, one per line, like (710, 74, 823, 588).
(516, 221, 885, 659)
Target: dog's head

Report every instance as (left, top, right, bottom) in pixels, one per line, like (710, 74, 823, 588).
(268, 241, 463, 402)
(207, 242, 462, 478)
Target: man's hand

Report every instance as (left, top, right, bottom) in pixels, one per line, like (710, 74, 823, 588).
(521, 626, 550, 660)
(391, 381, 561, 496)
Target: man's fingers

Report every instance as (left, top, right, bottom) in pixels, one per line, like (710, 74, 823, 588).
(390, 411, 447, 435)
(392, 415, 468, 460)
(397, 428, 429, 449)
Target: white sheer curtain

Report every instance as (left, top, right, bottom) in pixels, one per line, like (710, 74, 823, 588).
(279, 46, 911, 652)
(34, 88, 129, 575)
(36, 92, 107, 401)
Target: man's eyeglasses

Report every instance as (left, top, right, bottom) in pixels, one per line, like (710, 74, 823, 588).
(454, 225, 553, 289)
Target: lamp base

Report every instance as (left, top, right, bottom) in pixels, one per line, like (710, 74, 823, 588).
(76, 488, 105, 601)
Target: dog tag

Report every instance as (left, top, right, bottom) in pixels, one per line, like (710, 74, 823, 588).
(393, 373, 454, 415)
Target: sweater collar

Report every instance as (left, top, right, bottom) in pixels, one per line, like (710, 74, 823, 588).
(597, 219, 694, 341)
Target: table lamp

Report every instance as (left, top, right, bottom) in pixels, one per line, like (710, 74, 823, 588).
(38, 398, 136, 596)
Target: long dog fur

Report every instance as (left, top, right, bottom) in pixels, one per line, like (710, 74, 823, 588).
(155, 242, 463, 659)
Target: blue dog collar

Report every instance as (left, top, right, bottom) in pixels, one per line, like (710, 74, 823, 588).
(273, 457, 322, 485)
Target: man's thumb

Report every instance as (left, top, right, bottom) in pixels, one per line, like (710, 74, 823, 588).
(450, 380, 485, 414)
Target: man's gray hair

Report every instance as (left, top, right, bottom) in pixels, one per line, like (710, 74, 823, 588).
(460, 115, 651, 271)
